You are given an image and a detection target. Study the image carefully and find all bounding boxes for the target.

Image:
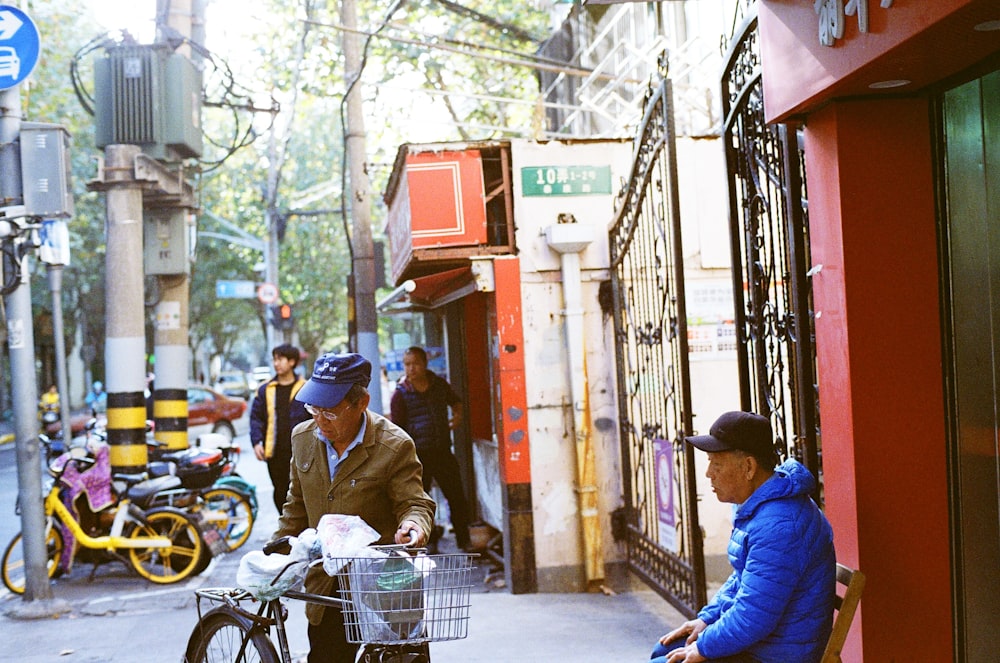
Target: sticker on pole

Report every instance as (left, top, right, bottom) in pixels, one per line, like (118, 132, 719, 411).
(257, 282, 278, 304)
(0, 6, 40, 91)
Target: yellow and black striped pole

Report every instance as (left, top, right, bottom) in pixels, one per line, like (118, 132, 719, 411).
(102, 144, 149, 473)
(153, 387, 188, 450)
(153, 263, 191, 451)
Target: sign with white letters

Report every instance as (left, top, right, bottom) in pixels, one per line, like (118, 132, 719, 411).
(0, 5, 40, 90)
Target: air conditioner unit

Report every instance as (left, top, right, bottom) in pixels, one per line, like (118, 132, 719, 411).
(94, 44, 203, 160)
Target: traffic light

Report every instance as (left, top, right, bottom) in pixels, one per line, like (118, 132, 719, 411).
(272, 303, 294, 330)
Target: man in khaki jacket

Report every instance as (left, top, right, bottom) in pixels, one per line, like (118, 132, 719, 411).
(272, 352, 435, 663)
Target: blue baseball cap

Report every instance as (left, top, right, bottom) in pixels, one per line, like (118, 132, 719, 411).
(295, 352, 372, 408)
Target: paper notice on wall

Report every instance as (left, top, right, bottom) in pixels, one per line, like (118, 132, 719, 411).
(7, 318, 25, 349)
(654, 437, 677, 552)
(155, 301, 181, 331)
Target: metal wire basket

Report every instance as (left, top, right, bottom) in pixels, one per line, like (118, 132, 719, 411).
(330, 552, 476, 645)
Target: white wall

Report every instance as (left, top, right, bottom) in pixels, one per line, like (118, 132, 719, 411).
(510, 138, 633, 589)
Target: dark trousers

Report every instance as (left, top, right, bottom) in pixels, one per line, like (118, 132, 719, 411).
(650, 640, 758, 663)
(307, 605, 358, 663)
(417, 445, 471, 547)
(267, 446, 292, 514)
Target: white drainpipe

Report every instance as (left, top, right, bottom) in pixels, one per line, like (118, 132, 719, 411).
(544, 214, 604, 588)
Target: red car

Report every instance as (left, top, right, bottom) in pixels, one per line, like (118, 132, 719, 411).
(187, 385, 247, 441)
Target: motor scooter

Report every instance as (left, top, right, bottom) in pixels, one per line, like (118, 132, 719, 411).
(146, 433, 258, 552)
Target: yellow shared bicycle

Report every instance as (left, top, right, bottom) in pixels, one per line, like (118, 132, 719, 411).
(2, 445, 207, 594)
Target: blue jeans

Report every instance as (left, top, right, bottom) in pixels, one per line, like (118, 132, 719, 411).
(650, 639, 757, 663)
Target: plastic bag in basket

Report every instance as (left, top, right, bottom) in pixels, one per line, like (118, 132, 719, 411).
(318, 514, 380, 576)
(237, 529, 318, 601)
(348, 552, 436, 641)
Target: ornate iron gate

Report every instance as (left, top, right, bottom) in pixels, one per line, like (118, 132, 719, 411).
(609, 55, 706, 617)
(721, 4, 821, 482)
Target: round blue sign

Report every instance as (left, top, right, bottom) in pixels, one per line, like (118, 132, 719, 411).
(0, 5, 40, 91)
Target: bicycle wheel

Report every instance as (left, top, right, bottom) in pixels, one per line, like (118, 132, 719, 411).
(1, 527, 64, 594)
(184, 606, 279, 663)
(127, 507, 203, 584)
(200, 487, 255, 551)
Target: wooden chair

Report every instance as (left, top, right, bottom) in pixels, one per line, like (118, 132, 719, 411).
(821, 563, 866, 663)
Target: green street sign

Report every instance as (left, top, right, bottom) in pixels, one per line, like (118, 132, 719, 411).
(521, 165, 612, 197)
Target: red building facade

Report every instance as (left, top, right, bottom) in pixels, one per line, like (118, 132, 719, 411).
(758, 1, 1000, 660)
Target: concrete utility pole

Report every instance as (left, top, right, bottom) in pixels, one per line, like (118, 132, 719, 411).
(100, 144, 149, 473)
(341, 0, 383, 413)
(149, 0, 198, 451)
(264, 130, 280, 354)
(1, 84, 62, 612)
(46, 263, 73, 445)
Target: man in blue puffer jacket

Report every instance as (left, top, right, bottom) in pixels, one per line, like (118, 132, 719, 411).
(650, 411, 836, 663)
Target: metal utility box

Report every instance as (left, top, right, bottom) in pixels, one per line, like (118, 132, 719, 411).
(144, 209, 191, 275)
(94, 44, 203, 159)
(19, 122, 74, 218)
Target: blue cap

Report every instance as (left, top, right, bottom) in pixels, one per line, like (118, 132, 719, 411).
(295, 352, 372, 408)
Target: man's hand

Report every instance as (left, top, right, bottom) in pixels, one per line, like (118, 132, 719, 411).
(253, 444, 265, 461)
(663, 642, 707, 663)
(659, 618, 707, 646)
(395, 520, 425, 546)
(658, 619, 708, 663)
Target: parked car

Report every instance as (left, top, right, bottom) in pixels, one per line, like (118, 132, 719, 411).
(248, 366, 272, 391)
(214, 371, 252, 400)
(187, 385, 247, 441)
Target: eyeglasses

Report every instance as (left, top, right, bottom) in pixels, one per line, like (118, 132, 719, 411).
(305, 404, 341, 421)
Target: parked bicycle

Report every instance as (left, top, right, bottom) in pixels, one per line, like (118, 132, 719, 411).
(182, 537, 476, 663)
(1, 444, 210, 594)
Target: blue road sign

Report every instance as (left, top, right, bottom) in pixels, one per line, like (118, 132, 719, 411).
(216, 280, 257, 299)
(0, 6, 40, 91)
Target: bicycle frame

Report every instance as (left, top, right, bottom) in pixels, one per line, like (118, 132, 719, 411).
(45, 484, 172, 551)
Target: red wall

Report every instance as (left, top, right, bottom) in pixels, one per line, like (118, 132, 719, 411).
(462, 292, 493, 443)
(492, 257, 531, 485)
(805, 98, 953, 661)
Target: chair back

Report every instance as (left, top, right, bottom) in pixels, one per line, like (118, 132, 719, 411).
(821, 563, 865, 663)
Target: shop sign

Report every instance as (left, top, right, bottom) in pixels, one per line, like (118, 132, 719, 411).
(815, 0, 894, 47)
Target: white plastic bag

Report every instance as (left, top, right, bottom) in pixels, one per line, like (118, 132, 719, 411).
(318, 514, 380, 576)
(237, 529, 319, 601)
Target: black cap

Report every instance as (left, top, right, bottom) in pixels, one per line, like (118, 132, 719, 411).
(686, 411, 774, 460)
(295, 352, 372, 408)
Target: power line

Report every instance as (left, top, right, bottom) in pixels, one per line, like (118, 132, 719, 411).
(304, 17, 643, 85)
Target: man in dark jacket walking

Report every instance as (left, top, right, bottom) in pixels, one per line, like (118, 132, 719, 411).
(389, 346, 472, 551)
(650, 411, 836, 663)
(250, 344, 311, 512)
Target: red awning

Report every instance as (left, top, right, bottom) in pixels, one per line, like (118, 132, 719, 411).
(377, 266, 476, 313)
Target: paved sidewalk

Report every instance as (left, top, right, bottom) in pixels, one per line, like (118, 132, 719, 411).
(0, 439, 687, 662)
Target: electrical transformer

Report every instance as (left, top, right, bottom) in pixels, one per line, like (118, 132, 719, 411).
(94, 44, 203, 160)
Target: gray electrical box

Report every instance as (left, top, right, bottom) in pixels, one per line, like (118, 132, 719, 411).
(94, 44, 203, 160)
(144, 209, 191, 275)
(19, 122, 74, 218)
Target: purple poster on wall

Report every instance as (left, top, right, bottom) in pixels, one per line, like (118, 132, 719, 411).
(654, 437, 677, 551)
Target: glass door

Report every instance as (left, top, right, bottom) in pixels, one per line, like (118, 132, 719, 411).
(941, 68, 1000, 662)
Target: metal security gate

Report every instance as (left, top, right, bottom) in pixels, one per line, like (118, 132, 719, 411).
(608, 55, 706, 618)
(721, 4, 820, 482)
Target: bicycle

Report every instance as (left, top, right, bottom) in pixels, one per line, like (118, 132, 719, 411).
(1, 446, 207, 594)
(183, 539, 476, 663)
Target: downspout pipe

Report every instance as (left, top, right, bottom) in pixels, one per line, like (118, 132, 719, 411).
(544, 214, 604, 589)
